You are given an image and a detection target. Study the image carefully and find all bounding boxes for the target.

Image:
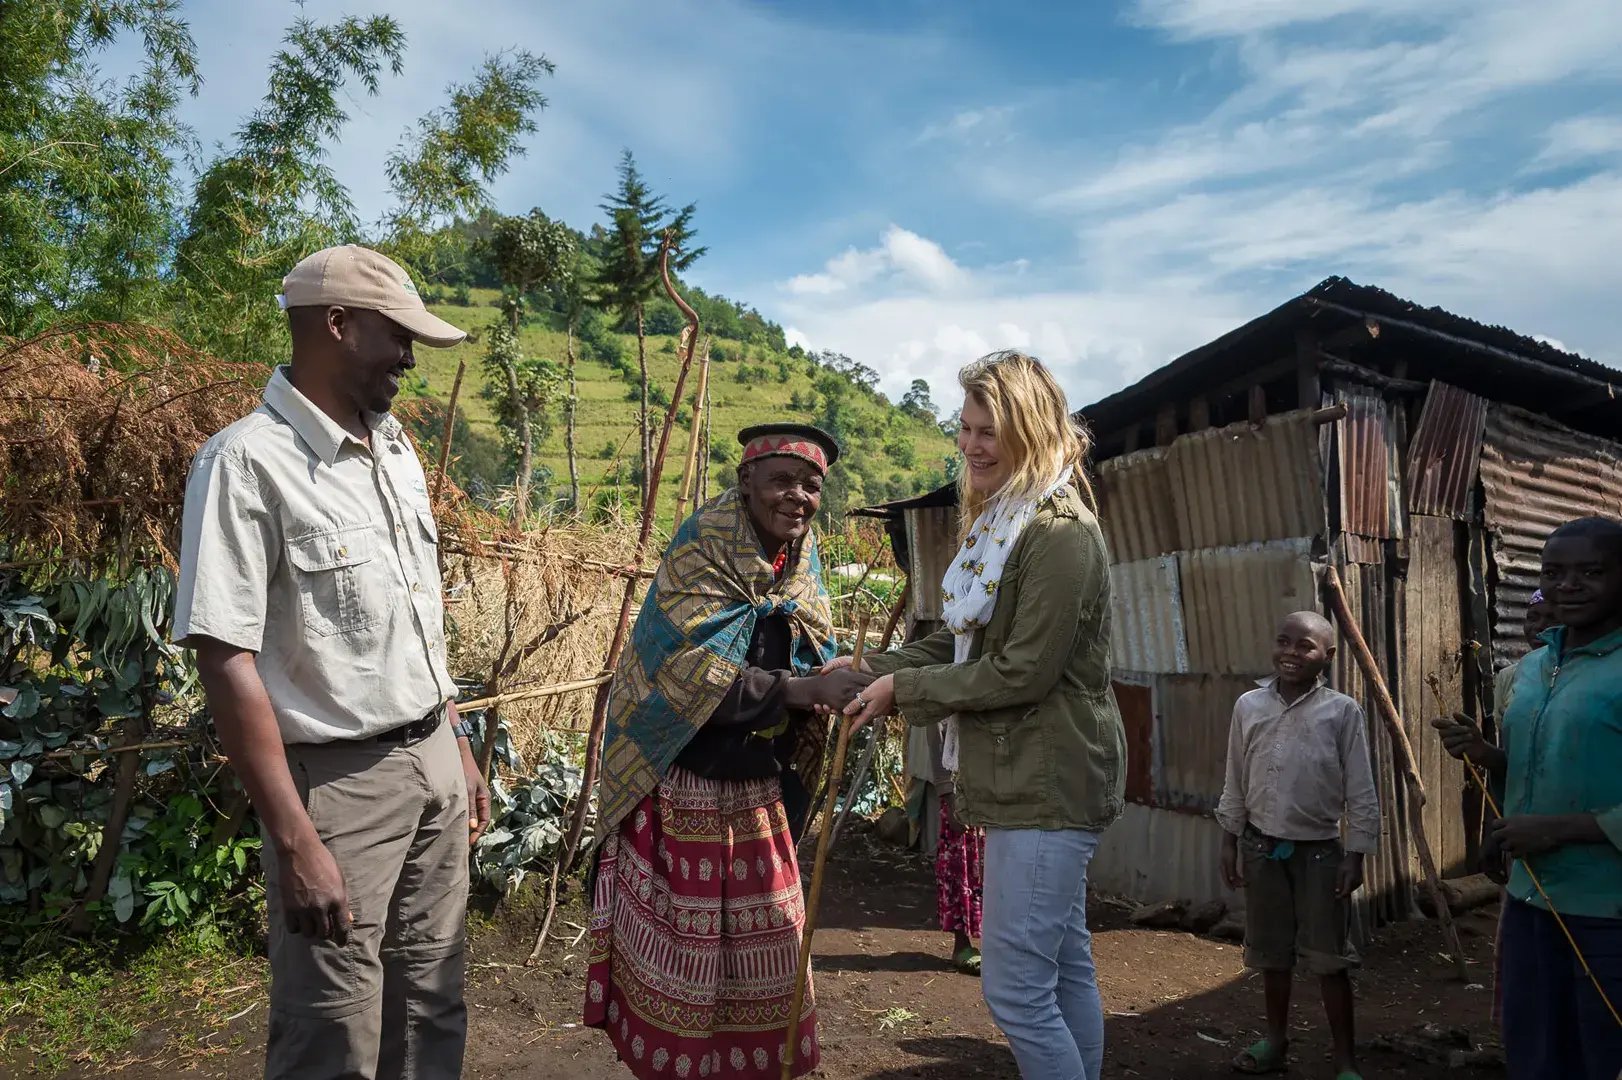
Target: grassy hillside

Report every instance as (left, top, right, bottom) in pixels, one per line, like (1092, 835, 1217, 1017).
(405, 288, 956, 527)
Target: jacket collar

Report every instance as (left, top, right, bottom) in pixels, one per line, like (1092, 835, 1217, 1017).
(262, 366, 399, 468)
(1541, 623, 1622, 661)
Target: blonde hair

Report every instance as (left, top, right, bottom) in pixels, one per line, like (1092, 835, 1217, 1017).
(956, 350, 1096, 539)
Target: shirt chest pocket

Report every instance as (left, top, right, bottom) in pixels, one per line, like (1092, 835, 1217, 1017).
(286, 526, 390, 637)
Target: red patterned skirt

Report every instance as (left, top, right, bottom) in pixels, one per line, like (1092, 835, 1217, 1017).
(584, 766, 819, 1079)
(935, 801, 984, 937)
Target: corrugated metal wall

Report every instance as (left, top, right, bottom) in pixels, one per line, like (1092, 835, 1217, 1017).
(903, 506, 956, 624)
(1333, 561, 1415, 924)
(1165, 410, 1328, 549)
(1480, 405, 1622, 666)
(1180, 539, 1319, 674)
(1090, 803, 1236, 912)
(1406, 382, 1488, 519)
(1110, 557, 1189, 673)
(1097, 448, 1181, 561)
(1114, 678, 1157, 807)
(1154, 674, 1259, 813)
(1335, 390, 1405, 558)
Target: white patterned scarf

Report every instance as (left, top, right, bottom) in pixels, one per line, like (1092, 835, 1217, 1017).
(936, 467, 1073, 769)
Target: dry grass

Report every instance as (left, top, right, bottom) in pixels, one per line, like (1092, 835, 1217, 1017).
(441, 519, 641, 760)
(0, 323, 265, 572)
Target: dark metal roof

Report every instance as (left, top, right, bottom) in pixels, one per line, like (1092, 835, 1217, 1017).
(1079, 276, 1620, 445)
(850, 482, 958, 520)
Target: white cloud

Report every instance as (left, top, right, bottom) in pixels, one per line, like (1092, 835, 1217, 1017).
(1535, 116, 1622, 170)
(785, 225, 967, 297)
(1128, 0, 1463, 39)
(772, 224, 1248, 411)
(917, 105, 1018, 146)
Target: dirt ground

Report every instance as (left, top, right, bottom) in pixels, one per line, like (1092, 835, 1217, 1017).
(20, 827, 1504, 1079)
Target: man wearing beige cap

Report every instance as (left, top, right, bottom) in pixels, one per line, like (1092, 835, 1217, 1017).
(175, 245, 488, 1079)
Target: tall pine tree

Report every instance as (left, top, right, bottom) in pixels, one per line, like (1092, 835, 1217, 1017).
(595, 150, 704, 505)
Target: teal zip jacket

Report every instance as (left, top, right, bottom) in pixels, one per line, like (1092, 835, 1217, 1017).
(1499, 624, 1622, 919)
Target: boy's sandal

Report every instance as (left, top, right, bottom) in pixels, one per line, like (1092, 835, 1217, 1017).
(1231, 1038, 1288, 1074)
(1333, 1072, 1364, 1080)
(951, 946, 982, 976)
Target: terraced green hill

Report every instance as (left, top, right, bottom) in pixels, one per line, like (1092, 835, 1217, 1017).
(406, 288, 956, 527)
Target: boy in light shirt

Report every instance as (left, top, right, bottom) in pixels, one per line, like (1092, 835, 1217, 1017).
(1216, 611, 1379, 1080)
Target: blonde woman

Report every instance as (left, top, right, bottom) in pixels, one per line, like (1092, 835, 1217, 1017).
(834, 350, 1125, 1079)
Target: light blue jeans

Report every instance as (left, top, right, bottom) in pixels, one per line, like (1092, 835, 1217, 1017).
(981, 827, 1104, 1080)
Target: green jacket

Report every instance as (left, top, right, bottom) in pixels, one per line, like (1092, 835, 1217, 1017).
(867, 484, 1125, 830)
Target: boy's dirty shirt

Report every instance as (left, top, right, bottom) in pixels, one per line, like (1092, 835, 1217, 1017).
(1216, 678, 1381, 855)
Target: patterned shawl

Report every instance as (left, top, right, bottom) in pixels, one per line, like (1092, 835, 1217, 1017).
(593, 488, 838, 843)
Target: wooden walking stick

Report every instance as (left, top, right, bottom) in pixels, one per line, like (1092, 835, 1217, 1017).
(671, 334, 711, 527)
(1321, 565, 1470, 982)
(782, 613, 871, 1080)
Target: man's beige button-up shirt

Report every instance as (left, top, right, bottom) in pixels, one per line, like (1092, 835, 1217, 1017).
(174, 366, 455, 743)
(1215, 677, 1381, 855)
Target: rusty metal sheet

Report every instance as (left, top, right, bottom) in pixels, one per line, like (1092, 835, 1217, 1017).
(903, 506, 956, 624)
(1179, 539, 1318, 675)
(1331, 561, 1414, 925)
(1110, 556, 1190, 674)
(1153, 674, 1257, 814)
(1113, 678, 1156, 807)
(1096, 447, 1181, 562)
(1089, 802, 1235, 908)
(1405, 382, 1488, 519)
(1335, 390, 1405, 544)
(1480, 404, 1622, 667)
(1341, 533, 1384, 566)
(1164, 409, 1328, 550)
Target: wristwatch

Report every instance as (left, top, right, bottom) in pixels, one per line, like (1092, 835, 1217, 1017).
(452, 715, 477, 740)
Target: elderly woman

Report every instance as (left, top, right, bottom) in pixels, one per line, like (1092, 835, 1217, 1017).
(584, 423, 871, 1080)
(837, 351, 1125, 1080)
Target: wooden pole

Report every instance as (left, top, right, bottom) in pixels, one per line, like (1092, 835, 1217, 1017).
(1321, 565, 1469, 982)
(432, 359, 466, 504)
(782, 615, 870, 1080)
(455, 674, 612, 714)
(671, 336, 711, 527)
(528, 233, 703, 964)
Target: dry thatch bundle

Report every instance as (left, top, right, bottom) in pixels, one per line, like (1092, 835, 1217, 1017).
(0, 323, 266, 572)
(440, 521, 641, 760)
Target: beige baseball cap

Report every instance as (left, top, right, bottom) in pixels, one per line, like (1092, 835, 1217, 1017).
(279, 244, 467, 348)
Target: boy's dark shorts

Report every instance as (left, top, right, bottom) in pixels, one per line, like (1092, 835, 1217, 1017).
(1241, 832, 1359, 975)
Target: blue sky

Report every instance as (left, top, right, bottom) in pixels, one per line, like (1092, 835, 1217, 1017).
(105, 0, 1622, 410)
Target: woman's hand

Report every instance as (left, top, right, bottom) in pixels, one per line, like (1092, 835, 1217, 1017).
(798, 669, 874, 711)
(842, 673, 896, 732)
(819, 655, 872, 676)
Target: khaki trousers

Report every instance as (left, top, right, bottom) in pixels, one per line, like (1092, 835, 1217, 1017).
(261, 722, 469, 1080)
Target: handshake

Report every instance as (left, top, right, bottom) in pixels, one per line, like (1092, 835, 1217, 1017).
(784, 657, 895, 730)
